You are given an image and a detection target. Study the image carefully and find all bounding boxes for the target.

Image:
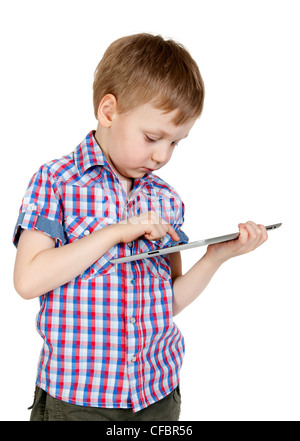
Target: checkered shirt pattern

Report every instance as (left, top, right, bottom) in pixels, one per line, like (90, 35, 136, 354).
(13, 131, 189, 412)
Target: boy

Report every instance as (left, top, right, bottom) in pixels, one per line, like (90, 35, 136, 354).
(13, 33, 268, 421)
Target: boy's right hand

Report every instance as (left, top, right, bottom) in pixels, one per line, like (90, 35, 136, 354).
(118, 211, 180, 244)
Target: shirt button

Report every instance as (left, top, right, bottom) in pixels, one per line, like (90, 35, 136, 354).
(84, 230, 90, 236)
(128, 242, 133, 247)
(131, 356, 137, 363)
(130, 317, 136, 324)
(130, 279, 135, 284)
(29, 203, 38, 211)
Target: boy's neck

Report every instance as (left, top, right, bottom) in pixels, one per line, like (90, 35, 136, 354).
(121, 177, 134, 197)
(94, 129, 135, 197)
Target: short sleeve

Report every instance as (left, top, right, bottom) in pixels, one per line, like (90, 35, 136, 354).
(12, 165, 65, 247)
(158, 197, 189, 249)
(171, 199, 189, 245)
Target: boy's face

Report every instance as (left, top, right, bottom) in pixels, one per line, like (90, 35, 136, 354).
(96, 100, 196, 183)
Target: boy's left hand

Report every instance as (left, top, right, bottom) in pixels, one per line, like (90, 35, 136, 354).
(205, 221, 268, 264)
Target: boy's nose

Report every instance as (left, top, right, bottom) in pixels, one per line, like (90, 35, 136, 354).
(151, 144, 171, 165)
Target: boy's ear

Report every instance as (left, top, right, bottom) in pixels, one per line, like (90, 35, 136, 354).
(97, 94, 118, 127)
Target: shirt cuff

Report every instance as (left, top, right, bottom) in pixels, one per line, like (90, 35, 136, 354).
(171, 229, 189, 245)
(13, 205, 65, 247)
(157, 228, 189, 248)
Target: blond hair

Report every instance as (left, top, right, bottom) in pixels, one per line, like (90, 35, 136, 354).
(93, 33, 205, 125)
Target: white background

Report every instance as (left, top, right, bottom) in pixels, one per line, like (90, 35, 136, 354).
(1, 0, 299, 421)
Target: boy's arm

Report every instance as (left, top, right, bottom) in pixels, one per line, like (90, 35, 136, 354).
(14, 225, 121, 299)
(171, 252, 223, 316)
(14, 210, 179, 300)
(171, 221, 268, 316)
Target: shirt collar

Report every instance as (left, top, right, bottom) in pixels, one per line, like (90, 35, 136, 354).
(74, 131, 109, 176)
(74, 131, 156, 196)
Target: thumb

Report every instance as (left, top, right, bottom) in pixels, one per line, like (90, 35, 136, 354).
(238, 224, 248, 245)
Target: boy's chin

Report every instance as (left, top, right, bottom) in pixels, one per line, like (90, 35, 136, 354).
(130, 169, 151, 178)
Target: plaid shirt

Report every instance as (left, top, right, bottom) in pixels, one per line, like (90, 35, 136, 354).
(13, 131, 189, 412)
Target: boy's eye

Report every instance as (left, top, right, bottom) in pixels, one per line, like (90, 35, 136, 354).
(145, 135, 179, 146)
(145, 135, 157, 143)
(145, 134, 180, 147)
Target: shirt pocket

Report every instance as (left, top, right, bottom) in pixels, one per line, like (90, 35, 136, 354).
(136, 237, 172, 281)
(136, 228, 189, 281)
(64, 215, 116, 279)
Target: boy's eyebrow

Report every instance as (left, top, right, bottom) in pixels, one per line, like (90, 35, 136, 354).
(148, 129, 190, 139)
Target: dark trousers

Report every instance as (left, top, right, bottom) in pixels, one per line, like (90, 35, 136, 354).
(29, 386, 181, 421)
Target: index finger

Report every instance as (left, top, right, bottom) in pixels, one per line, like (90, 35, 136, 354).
(167, 224, 180, 242)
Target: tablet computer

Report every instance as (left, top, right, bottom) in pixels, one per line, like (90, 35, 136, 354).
(109, 223, 282, 264)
